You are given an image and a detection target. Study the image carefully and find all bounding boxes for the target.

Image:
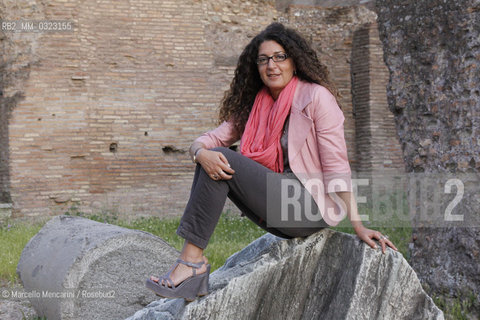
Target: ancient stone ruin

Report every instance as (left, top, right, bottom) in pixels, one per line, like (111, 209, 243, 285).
(17, 215, 179, 320)
(17, 215, 443, 319)
(128, 231, 444, 319)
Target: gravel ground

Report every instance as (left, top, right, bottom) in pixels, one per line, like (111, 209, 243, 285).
(0, 281, 37, 320)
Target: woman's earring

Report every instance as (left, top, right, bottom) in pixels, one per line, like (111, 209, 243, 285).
(294, 70, 297, 75)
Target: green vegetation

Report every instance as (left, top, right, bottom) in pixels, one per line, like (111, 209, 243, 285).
(65, 207, 267, 272)
(432, 291, 479, 320)
(0, 220, 45, 284)
(120, 213, 267, 271)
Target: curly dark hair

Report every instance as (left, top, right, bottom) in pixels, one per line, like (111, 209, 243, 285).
(219, 22, 341, 135)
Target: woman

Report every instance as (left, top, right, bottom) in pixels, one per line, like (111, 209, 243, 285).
(146, 23, 397, 301)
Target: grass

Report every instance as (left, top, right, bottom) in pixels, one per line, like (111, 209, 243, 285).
(119, 213, 268, 271)
(432, 291, 479, 320)
(0, 210, 267, 285)
(65, 207, 267, 272)
(0, 205, 414, 281)
(0, 220, 45, 285)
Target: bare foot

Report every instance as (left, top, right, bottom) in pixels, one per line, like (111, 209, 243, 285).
(150, 256, 208, 287)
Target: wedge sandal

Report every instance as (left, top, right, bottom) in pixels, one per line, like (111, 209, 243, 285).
(146, 258, 211, 302)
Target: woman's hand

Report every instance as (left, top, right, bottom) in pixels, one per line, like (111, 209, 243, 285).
(335, 192, 398, 255)
(354, 225, 398, 254)
(196, 149, 235, 180)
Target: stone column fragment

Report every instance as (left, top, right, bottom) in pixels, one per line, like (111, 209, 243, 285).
(17, 215, 179, 320)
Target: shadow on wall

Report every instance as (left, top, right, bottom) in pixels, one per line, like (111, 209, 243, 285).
(0, 87, 24, 204)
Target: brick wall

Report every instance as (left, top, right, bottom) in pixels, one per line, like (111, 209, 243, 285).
(351, 22, 404, 173)
(1, 0, 404, 218)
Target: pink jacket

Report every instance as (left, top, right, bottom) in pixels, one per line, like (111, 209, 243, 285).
(195, 80, 352, 226)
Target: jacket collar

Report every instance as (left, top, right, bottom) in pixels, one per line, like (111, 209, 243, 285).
(288, 79, 315, 160)
(291, 79, 314, 113)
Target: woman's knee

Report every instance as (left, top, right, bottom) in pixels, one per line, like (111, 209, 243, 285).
(210, 146, 238, 161)
(211, 146, 231, 154)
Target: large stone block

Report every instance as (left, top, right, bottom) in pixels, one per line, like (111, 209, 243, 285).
(376, 0, 480, 313)
(17, 215, 179, 320)
(128, 229, 443, 320)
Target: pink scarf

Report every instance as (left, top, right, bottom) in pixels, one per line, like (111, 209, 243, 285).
(240, 76, 298, 172)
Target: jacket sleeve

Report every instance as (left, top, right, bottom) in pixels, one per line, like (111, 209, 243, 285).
(311, 87, 352, 193)
(194, 120, 240, 149)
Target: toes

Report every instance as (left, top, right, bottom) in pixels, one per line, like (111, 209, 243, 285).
(150, 276, 159, 283)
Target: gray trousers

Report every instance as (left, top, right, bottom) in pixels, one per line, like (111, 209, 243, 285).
(176, 147, 328, 249)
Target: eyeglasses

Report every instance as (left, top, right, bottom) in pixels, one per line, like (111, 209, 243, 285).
(256, 53, 288, 65)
